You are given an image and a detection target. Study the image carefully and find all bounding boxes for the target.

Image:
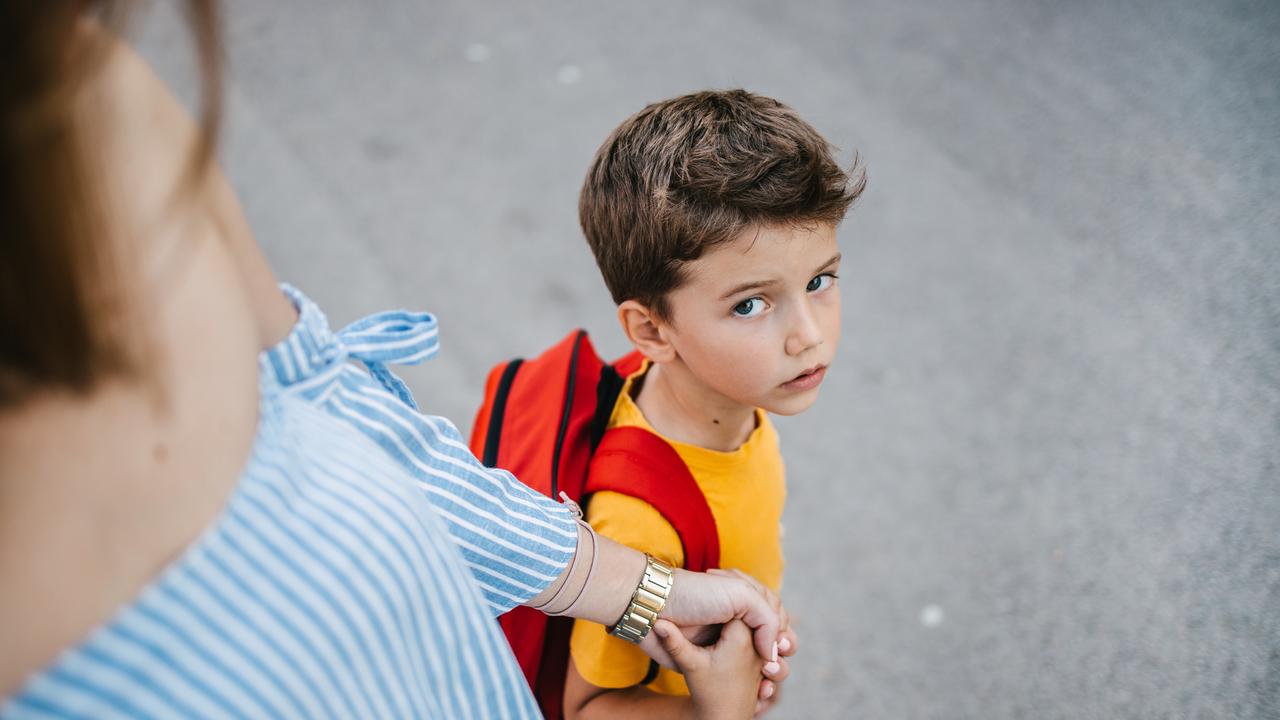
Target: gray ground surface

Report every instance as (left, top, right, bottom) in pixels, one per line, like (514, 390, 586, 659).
(141, 2, 1279, 718)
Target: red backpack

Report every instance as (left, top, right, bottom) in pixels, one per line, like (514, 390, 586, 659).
(469, 329, 720, 719)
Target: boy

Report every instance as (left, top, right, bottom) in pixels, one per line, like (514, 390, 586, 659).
(565, 89, 865, 718)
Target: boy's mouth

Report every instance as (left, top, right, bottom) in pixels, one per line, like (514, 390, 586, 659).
(781, 364, 827, 391)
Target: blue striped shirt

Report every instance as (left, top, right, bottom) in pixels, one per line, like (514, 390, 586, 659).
(3, 287, 576, 719)
(263, 285, 578, 614)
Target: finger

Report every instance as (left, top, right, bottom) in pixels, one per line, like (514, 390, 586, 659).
(760, 583, 781, 616)
(717, 617, 755, 649)
(756, 683, 782, 717)
(738, 588, 780, 661)
(762, 656, 789, 683)
(637, 632, 677, 671)
(727, 568, 767, 594)
(640, 620, 710, 670)
(777, 627, 798, 657)
(653, 619, 703, 674)
(719, 572, 781, 660)
(715, 567, 765, 596)
(701, 571, 779, 661)
(757, 678, 776, 701)
(728, 569, 782, 621)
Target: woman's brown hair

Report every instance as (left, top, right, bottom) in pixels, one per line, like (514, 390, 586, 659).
(0, 0, 222, 407)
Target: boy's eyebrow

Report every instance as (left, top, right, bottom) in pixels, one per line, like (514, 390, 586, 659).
(717, 253, 843, 301)
(815, 252, 842, 273)
(719, 278, 777, 301)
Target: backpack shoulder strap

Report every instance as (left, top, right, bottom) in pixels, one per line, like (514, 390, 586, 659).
(611, 350, 647, 379)
(585, 426, 720, 572)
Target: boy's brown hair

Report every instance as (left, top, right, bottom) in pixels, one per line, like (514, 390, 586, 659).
(579, 88, 866, 320)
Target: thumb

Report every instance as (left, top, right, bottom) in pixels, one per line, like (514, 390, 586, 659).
(653, 619, 703, 674)
(717, 617, 754, 649)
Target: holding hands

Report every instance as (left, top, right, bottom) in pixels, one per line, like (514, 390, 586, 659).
(639, 567, 798, 718)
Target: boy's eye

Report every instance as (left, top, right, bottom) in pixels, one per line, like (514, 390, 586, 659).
(807, 273, 837, 293)
(732, 297, 766, 317)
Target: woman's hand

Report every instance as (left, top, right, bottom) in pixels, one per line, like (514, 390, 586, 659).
(637, 567, 782, 669)
(753, 624, 797, 717)
(652, 567, 797, 717)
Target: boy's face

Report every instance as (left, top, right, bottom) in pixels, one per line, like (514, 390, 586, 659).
(659, 222, 842, 416)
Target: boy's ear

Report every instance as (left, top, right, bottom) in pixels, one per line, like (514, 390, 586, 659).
(617, 300, 677, 364)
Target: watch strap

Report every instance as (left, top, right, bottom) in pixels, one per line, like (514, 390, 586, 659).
(608, 555, 674, 644)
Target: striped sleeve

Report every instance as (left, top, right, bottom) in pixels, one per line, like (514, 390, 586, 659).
(262, 285, 578, 614)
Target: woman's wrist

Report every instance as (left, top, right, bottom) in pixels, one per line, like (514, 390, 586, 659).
(657, 568, 721, 628)
(607, 554, 674, 643)
(528, 528, 647, 626)
(527, 520, 594, 613)
(584, 535, 649, 625)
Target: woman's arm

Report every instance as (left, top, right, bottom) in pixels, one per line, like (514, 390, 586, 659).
(529, 524, 783, 665)
(212, 126, 783, 662)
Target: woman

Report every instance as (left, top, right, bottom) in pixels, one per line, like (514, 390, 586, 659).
(0, 3, 791, 718)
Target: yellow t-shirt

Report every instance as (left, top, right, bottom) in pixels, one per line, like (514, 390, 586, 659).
(569, 364, 786, 696)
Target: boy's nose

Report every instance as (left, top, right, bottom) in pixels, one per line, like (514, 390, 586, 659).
(785, 303, 824, 356)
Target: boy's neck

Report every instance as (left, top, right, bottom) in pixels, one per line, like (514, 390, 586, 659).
(634, 361, 758, 453)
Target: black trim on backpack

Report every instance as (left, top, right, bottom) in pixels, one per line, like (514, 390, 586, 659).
(640, 660, 661, 687)
(590, 364, 625, 451)
(549, 331, 587, 498)
(482, 358, 524, 467)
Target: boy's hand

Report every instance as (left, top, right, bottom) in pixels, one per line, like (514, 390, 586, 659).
(653, 619, 762, 720)
(704, 568, 797, 715)
(652, 615, 796, 715)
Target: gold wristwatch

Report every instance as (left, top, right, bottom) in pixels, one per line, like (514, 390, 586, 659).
(608, 554, 674, 644)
